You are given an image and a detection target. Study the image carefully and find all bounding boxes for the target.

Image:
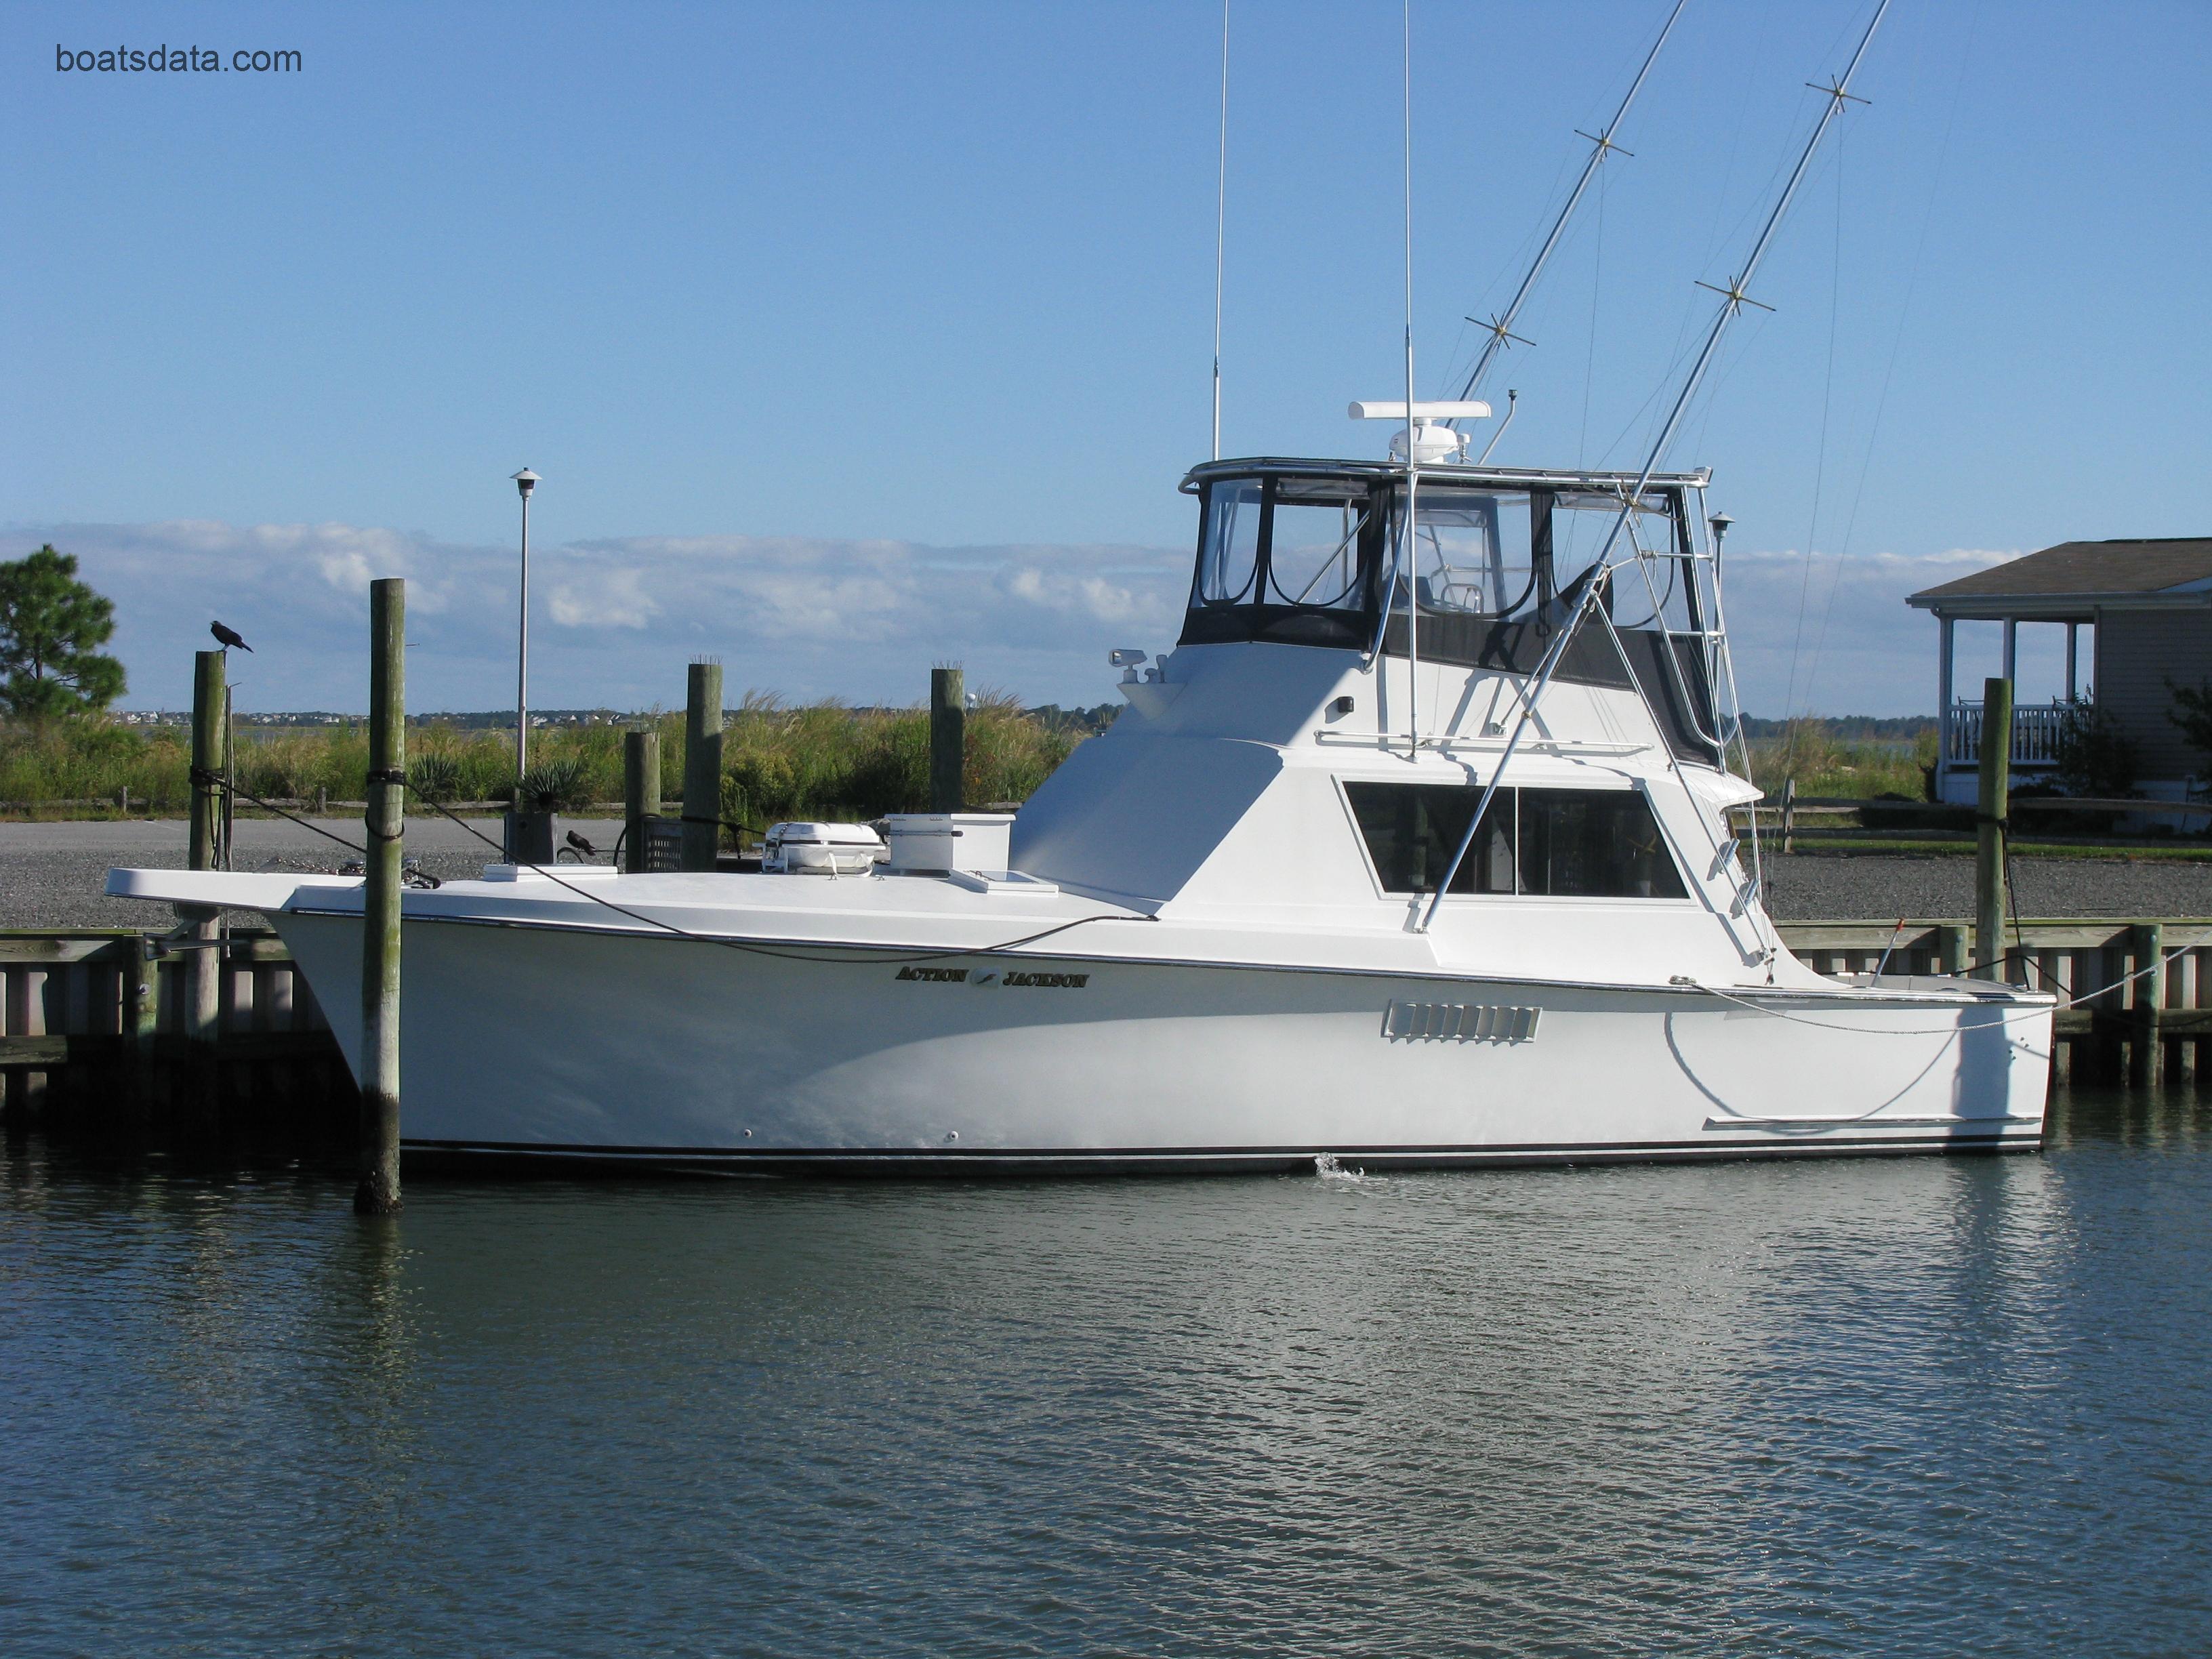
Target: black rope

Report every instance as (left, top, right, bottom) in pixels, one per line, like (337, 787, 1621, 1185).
(190, 766, 368, 857)
(403, 783, 1149, 964)
(676, 811, 760, 836)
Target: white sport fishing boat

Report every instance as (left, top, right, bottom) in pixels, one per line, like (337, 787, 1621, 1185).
(106, 443, 2053, 1172)
(106, 0, 2051, 1172)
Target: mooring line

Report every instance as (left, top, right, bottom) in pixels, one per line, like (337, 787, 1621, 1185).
(190, 765, 368, 858)
(1673, 939, 2192, 1037)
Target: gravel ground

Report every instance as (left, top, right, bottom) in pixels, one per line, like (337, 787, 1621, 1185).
(1761, 851, 2212, 920)
(0, 817, 622, 930)
(3, 819, 2209, 928)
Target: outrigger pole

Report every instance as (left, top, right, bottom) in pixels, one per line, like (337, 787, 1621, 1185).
(1418, 0, 1889, 934)
(1451, 0, 1688, 413)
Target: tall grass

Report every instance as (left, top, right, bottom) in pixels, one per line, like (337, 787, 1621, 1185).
(1746, 718, 1936, 800)
(0, 693, 1082, 832)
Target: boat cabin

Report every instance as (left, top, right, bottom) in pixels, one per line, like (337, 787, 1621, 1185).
(1004, 451, 1774, 976)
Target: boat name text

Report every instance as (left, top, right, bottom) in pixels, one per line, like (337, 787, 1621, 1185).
(893, 966, 1090, 989)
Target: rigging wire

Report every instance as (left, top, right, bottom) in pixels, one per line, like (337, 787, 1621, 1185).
(1448, 0, 1686, 410)
(1578, 161, 1605, 467)
(1800, 0, 1986, 711)
(1783, 129, 1847, 719)
(1415, 0, 1893, 937)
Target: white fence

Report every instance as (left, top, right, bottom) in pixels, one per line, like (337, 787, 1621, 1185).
(1946, 699, 2068, 767)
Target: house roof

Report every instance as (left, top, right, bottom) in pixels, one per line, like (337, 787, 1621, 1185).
(1909, 537, 2212, 611)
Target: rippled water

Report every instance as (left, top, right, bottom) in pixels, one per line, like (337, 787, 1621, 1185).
(5, 1086, 2210, 1656)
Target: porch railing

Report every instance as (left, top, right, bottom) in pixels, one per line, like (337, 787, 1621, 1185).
(1945, 699, 2068, 766)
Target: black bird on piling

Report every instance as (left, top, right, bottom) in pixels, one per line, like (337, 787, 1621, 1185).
(565, 829, 598, 860)
(210, 621, 253, 653)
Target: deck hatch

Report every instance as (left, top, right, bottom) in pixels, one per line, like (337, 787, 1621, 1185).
(1382, 1000, 1540, 1043)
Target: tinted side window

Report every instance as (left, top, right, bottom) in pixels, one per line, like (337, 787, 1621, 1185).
(1344, 782, 1513, 895)
(1345, 782, 1684, 899)
(1518, 789, 1686, 898)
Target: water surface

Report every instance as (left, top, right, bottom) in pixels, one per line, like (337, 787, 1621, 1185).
(5, 1086, 2209, 1656)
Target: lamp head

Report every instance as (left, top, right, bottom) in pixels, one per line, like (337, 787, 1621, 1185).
(512, 468, 539, 499)
(1708, 512, 1733, 546)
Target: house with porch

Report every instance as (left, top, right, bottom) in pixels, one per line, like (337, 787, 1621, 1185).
(1908, 537, 2212, 805)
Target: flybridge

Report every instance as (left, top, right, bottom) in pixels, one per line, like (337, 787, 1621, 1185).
(1172, 457, 1730, 769)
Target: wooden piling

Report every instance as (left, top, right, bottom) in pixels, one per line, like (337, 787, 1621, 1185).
(121, 939, 158, 1113)
(681, 663, 724, 872)
(930, 666, 965, 814)
(2133, 921, 2165, 1088)
(1974, 676, 2012, 981)
(185, 651, 226, 1055)
(1936, 924, 1969, 979)
(355, 577, 405, 1216)
(624, 728, 660, 874)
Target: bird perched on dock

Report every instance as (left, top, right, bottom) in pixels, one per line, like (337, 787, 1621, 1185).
(565, 829, 599, 861)
(209, 621, 253, 653)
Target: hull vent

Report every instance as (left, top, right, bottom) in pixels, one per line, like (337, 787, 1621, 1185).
(1383, 1001, 1540, 1044)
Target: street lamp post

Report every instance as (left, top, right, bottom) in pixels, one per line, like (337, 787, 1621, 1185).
(511, 468, 538, 781)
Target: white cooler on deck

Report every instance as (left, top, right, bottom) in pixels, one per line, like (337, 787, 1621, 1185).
(882, 813, 1014, 875)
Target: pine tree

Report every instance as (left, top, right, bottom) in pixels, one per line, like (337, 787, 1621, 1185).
(0, 545, 127, 716)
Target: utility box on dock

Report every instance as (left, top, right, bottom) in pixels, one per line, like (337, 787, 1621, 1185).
(504, 811, 556, 865)
(882, 812, 1013, 876)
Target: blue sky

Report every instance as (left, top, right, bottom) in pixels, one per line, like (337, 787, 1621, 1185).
(4, 1, 2207, 716)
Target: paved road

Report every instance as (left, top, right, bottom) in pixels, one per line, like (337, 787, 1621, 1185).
(3, 819, 2209, 929)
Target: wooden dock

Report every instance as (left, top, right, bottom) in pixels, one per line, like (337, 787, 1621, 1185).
(4, 918, 2208, 1127)
(0, 927, 349, 1131)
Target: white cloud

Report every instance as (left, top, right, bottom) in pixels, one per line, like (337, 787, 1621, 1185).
(549, 567, 658, 630)
(1719, 546, 2022, 718)
(2, 518, 1189, 713)
(5, 515, 2006, 718)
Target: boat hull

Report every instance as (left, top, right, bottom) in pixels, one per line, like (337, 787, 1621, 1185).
(272, 912, 2051, 1174)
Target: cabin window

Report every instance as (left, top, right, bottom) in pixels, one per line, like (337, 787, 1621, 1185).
(1197, 481, 1263, 605)
(1549, 489, 1680, 611)
(1344, 781, 1686, 899)
(1266, 480, 1372, 611)
(1399, 488, 1541, 619)
(1344, 780, 1515, 895)
(1517, 788, 1685, 898)
(1183, 474, 1383, 650)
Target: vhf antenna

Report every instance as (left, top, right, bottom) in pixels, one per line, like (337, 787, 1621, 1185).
(1418, 0, 1889, 935)
(1451, 0, 1687, 415)
(1211, 1, 1230, 460)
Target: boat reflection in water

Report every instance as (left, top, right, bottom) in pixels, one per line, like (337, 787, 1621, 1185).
(12, 1086, 2203, 1651)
